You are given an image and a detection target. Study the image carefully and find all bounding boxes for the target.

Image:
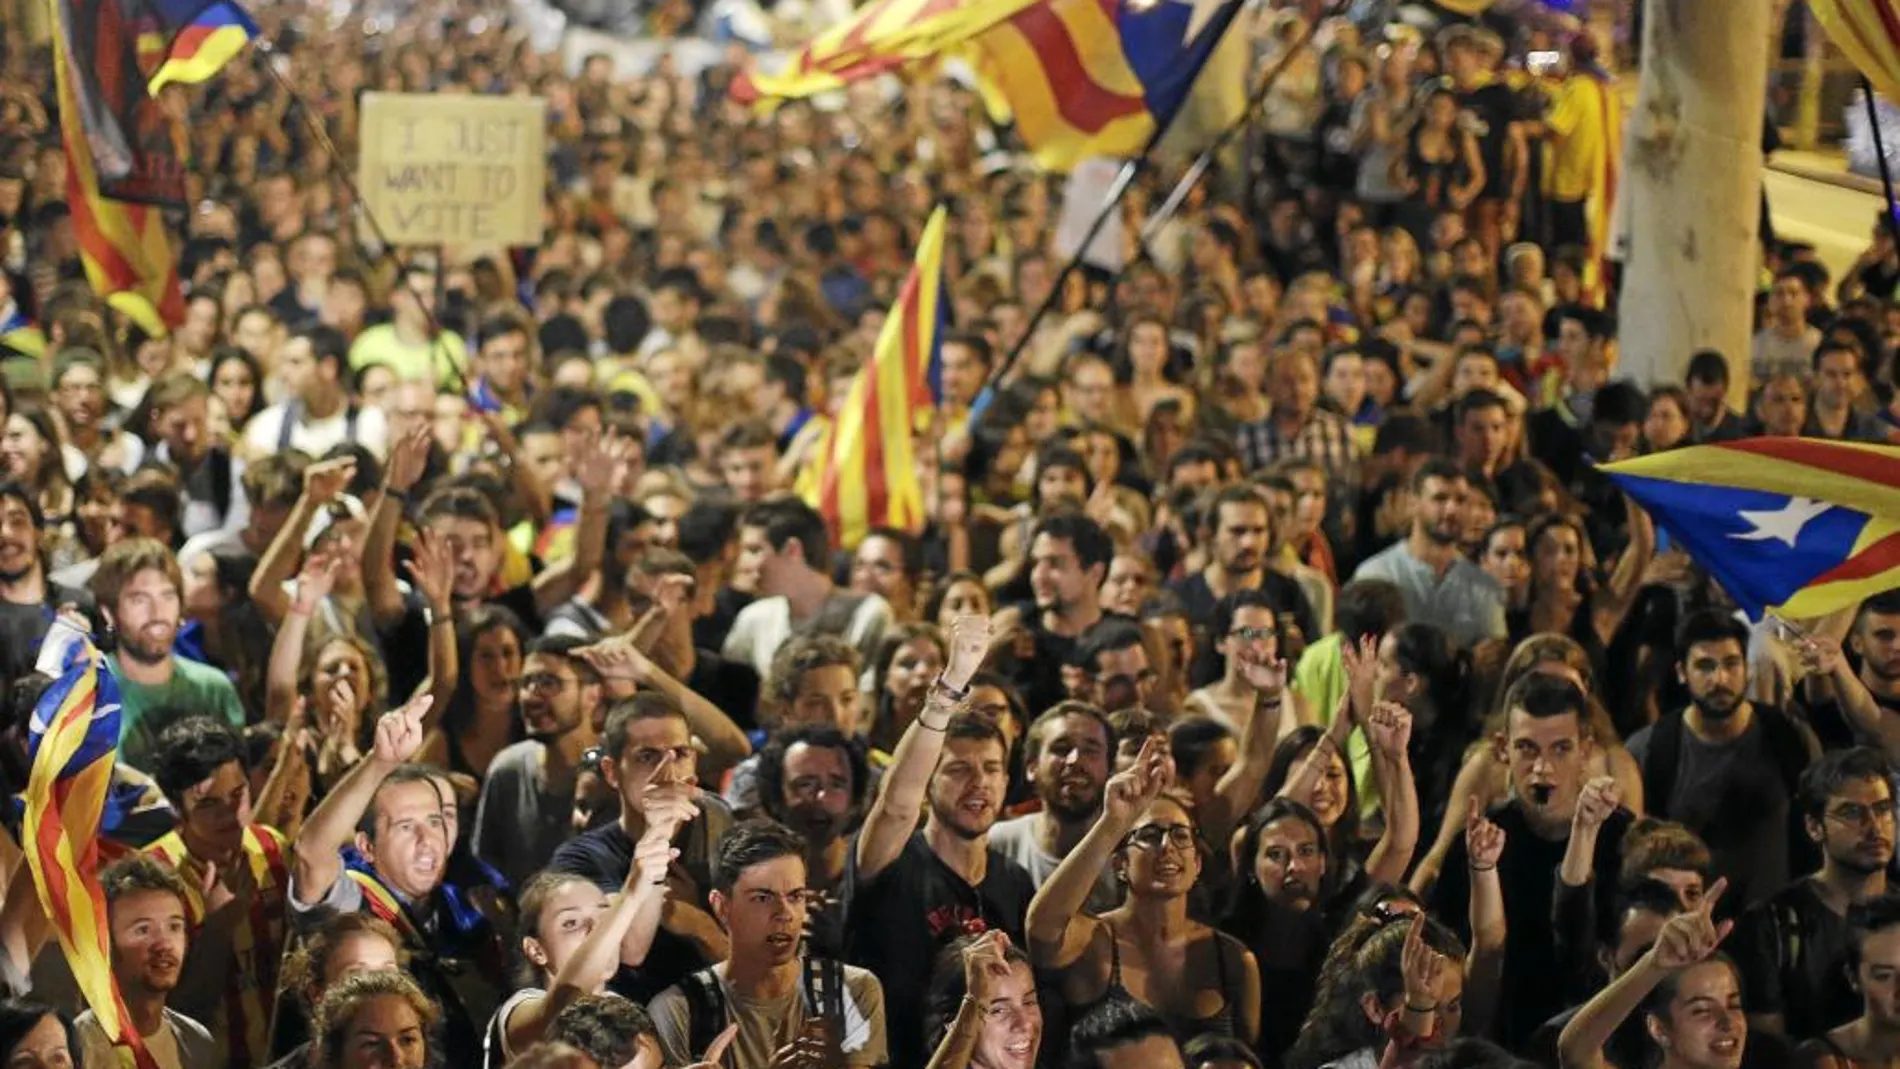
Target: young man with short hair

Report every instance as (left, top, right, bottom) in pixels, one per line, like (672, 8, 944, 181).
(993, 512, 1110, 717)
(756, 724, 870, 916)
(145, 717, 294, 1068)
(1168, 485, 1316, 647)
(548, 691, 735, 1000)
(649, 821, 887, 1067)
(472, 635, 608, 889)
(721, 498, 892, 679)
(846, 616, 1030, 1069)
(1733, 747, 1895, 1039)
(986, 701, 1118, 911)
(1430, 673, 1631, 1049)
(75, 856, 217, 1069)
(92, 538, 245, 768)
(1352, 458, 1506, 646)
(243, 324, 390, 460)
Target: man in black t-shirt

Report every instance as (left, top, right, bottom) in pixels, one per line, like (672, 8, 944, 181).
(845, 616, 1034, 1069)
(1432, 673, 1630, 1049)
(1731, 747, 1894, 1040)
(992, 512, 1112, 718)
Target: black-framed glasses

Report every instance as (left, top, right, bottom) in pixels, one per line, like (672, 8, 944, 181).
(1123, 823, 1196, 852)
(1229, 626, 1279, 642)
(519, 672, 573, 696)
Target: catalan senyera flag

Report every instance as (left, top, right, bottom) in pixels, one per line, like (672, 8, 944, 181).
(800, 206, 948, 549)
(52, 0, 187, 330)
(1601, 437, 1900, 620)
(1811, 0, 1900, 106)
(25, 638, 160, 1069)
(965, 0, 1247, 172)
(730, 0, 1038, 104)
(140, 0, 260, 96)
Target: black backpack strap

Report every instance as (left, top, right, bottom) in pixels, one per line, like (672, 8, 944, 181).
(681, 967, 729, 1066)
(210, 448, 233, 521)
(276, 398, 303, 452)
(1641, 711, 1685, 820)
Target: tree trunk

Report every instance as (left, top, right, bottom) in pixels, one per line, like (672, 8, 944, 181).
(1616, 0, 1774, 404)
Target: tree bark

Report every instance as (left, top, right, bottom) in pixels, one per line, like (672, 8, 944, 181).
(1616, 0, 1774, 404)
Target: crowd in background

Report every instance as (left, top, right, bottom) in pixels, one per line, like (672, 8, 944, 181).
(1, 0, 1900, 1068)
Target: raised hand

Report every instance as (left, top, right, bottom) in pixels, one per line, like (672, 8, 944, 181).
(577, 638, 654, 687)
(384, 425, 431, 496)
(1466, 811, 1506, 870)
(630, 825, 681, 889)
(1400, 915, 1447, 1011)
(1366, 700, 1413, 759)
(302, 456, 358, 505)
(1798, 634, 1845, 677)
(1238, 655, 1288, 702)
(962, 930, 1015, 1004)
(653, 572, 695, 617)
(573, 431, 631, 498)
(943, 614, 992, 692)
(294, 549, 341, 611)
(1102, 735, 1171, 828)
(200, 861, 236, 915)
(1340, 634, 1380, 723)
(1649, 877, 1732, 970)
(402, 530, 454, 612)
(370, 694, 433, 768)
(1572, 776, 1621, 834)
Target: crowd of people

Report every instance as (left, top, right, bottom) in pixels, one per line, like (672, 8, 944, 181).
(0, 0, 1899, 1068)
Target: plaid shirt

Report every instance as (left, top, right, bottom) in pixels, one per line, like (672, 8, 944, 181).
(1235, 407, 1360, 481)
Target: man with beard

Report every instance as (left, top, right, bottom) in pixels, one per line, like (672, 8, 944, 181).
(993, 512, 1110, 717)
(1629, 610, 1820, 910)
(1061, 621, 1159, 715)
(1731, 747, 1895, 1040)
(75, 856, 216, 1068)
(1167, 486, 1314, 652)
(756, 723, 870, 951)
(846, 615, 1034, 1069)
(988, 702, 1117, 911)
(649, 821, 887, 1068)
(1353, 458, 1506, 647)
(0, 481, 91, 683)
(1431, 673, 1632, 1049)
(472, 635, 607, 889)
(91, 538, 245, 770)
(291, 692, 506, 1066)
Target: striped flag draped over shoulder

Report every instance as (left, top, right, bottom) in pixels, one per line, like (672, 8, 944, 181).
(24, 635, 160, 1069)
(799, 206, 948, 549)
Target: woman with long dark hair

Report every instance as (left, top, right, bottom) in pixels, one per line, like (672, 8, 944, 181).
(1026, 736, 1262, 1047)
(1283, 913, 1469, 1069)
(1377, 623, 1479, 837)
(1510, 509, 1654, 676)
(924, 932, 1043, 1069)
(426, 604, 527, 779)
(867, 622, 947, 754)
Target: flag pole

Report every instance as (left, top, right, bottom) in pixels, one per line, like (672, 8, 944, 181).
(977, 0, 1258, 393)
(1862, 76, 1900, 239)
(256, 39, 466, 394)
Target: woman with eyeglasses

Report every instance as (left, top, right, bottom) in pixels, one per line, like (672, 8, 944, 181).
(1025, 736, 1262, 1047)
(483, 826, 675, 1069)
(1187, 589, 1308, 733)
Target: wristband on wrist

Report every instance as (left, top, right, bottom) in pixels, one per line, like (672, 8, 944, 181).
(933, 674, 971, 701)
(1469, 863, 1496, 871)
(1405, 1001, 1439, 1014)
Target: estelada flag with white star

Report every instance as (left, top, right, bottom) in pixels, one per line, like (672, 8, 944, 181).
(1602, 437, 1900, 620)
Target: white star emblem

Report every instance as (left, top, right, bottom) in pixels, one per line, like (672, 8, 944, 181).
(1180, 0, 1230, 45)
(1729, 496, 1831, 549)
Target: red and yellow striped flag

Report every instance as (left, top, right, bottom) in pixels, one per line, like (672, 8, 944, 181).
(51, 0, 185, 333)
(800, 206, 948, 549)
(1811, 0, 1900, 105)
(25, 639, 160, 1069)
(730, 0, 1039, 103)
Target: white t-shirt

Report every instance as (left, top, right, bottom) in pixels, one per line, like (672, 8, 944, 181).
(243, 399, 389, 460)
(720, 591, 893, 680)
